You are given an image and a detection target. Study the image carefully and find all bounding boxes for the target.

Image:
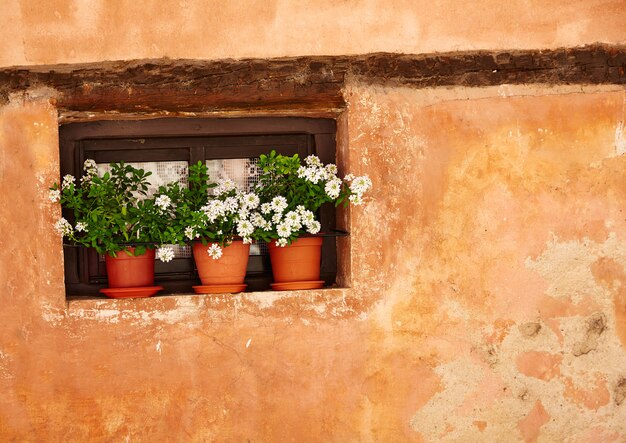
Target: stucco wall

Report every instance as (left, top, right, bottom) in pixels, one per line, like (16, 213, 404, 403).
(2, 82, 626, 441)
(2, 0, 626, 67)
(2, 1, 626, 441)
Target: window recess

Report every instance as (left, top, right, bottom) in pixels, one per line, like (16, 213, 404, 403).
(59, 117, 338, 297)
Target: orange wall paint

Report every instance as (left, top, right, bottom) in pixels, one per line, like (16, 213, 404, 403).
(1, 83, 626, 441)
(2, 2, 626, 440)
(1, 0, 626, 67)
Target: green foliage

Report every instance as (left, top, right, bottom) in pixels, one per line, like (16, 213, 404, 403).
(51, 154, 372, 254)
(253, 150, 365, 244)
(172, 161, 259, 247)
(51, 161, 181, 255)
(256, 151, 343, 213)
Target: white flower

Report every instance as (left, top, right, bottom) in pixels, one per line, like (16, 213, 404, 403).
(207, 244, 223, 260)
(83, 159, 97, 172)
(284, 211, 301, 230)
(325, 178, 342, 199)
(237, 220, 254, 237)
(242, 193, 260, 209)
(48, 189, 61, 202)
(349, 175, 372, 195)
(202, 201, 226, 222)
(270, 196, 288, 213)
(304, 167, 324, 184)
(304, 155, 322, 167)
(61, 175, 75, 190)
(184, 226, 197, 240)
(301, 210, 315, 224)
(214, 179, 237, 195)
(251, 213, 266, 228)
(344, 174, 354, 181)
(306, 220, 321, 234)
(156, 246, 175, 263)
(224, 196, 239, 212)
(325, 164, 338, 176)
(82, 160, 98, 182)
(75, 222, 88, 232)
(349, 194, 363, 205)
(276, 223, 292, 238)
(238, 208, 250, 221)
(54, 218, 73, 236)
(276, 238, 288, 247)
(272, 213, 282, 225)
(297, 166, 307, 178)
(155, 195, 171, 211)
(260, 203, 272, 214)
(242, 236, 252, 244)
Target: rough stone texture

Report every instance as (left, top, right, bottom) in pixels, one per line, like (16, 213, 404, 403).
(1, 0, 626, 66)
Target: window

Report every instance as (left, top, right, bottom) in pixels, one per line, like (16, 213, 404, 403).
(59, 117, 338, 296)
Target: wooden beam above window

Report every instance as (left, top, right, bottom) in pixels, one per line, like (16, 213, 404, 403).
(1, 44, 624, 115)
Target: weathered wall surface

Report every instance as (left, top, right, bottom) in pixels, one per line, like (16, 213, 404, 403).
(1, 83, 626, 441)
(2, 1, 626, 441)
(347, 83, 626, 441)
(2, 0, 626, 67)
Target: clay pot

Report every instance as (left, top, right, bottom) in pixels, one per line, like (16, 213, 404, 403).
(104, 247, 156, 288)
(268, 236, 323, 284)
(192, 240, 250, 285)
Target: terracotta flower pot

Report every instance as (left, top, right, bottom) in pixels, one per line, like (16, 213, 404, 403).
(192, 240, 250, 286)
(268, 237, 324, 287)
(104, 247, 156, 288)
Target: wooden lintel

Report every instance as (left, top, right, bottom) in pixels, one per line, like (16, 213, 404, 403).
(0, 44, 624, 114)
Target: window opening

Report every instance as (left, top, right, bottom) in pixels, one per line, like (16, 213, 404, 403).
(59, 117, 338, 297)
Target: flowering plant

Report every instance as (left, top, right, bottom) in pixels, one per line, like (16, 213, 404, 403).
(253, 150, 372, 246)
(175, 162, 263, 259)
(49, 160, 180, 261)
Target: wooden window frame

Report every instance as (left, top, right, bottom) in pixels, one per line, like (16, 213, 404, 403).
(59, 117, 338, 297)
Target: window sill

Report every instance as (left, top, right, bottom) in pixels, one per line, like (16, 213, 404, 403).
(66, 287, 363, 321)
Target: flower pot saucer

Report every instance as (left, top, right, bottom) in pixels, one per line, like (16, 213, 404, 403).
(270, 280, 325, 291)
(99, 286, 163, 299)
(192, 284, 247, 294)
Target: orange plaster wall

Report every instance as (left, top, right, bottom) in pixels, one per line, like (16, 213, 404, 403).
(1, 0, 626, 67)
(1, 83, 626, 441)
(2, 2, 626, 441)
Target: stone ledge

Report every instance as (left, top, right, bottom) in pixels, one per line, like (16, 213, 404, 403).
(65, 287, 368, 322)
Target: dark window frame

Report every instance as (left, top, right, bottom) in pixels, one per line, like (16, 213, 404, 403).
(59, 117, 338, 296)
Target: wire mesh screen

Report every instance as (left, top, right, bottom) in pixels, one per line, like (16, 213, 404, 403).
(97, 161, 189, 196)
(206, 157, 261, 193)
(96, 161, 191, 259)
(206, 158, 267, 256)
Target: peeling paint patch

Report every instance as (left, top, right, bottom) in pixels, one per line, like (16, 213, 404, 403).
(615, 378, 626, 405)
(518, 400, 550, 443)
(562, 373, 610, 410)
(516, 351, 562, 381)
(615, 121, 626, 156)
(572, 312, 606, 356)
